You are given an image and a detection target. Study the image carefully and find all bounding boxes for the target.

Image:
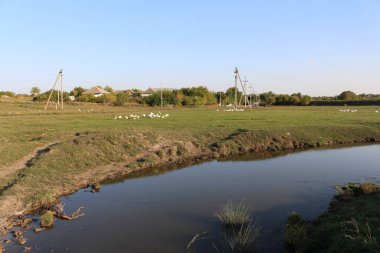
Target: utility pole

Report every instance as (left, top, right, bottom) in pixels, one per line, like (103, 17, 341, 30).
(234, 68, 238, 109)
(249, 83, 253, 108)
(243, 76, 249, 107)
(45, 69, 63, 110)
(60, 70, 63, 110)
(219, 91, 222, 106)
(234, 67, 249, 108)
(160, 82, 163, 108)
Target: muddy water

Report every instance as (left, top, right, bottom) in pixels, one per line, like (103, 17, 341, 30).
(6, 144, 380, 253)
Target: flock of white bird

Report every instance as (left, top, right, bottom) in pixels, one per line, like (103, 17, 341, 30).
(339, 109, 358, 112)
(339, 109, 379, 113)
(113, 112, 170, 120)
(216, 108, 245, 112)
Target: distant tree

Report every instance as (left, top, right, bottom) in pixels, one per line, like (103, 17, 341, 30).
(338, 91, 358, 100)
(114, 91, 129, 106)
(215, 91, 227, 105)
(143, 91, 178, 106)
(173, 90, 184, 106)
(97, 93, 116, 104)
(131, 89, 142, 103)
(260, 92, 276, 106)
(290, 95, 301, 104)
(104, 85, 114, 93)
(70, 87, 86, 97)
(77, 94, 96, 103)
(0, 91, 15, 97)
(300, 95, 312, 105)
(180, 86, 215, 106)
(225, 87, 242, 105)
(275, 94, 291, 105)
(34, 89, 70, 102)
(30, 87, 41, 97)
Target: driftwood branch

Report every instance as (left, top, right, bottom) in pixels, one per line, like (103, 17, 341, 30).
(187, 231, 207, 252)
(55, 207, 85, 220)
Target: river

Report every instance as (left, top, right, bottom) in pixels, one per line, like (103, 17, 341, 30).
(5, 144, 380, 253)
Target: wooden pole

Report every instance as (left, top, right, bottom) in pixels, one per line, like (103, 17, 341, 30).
(236, 70, 248, 107)
(60, 70, 63, 110)
(243, 76, 248, 107)
(160, 82, 163, 108)
(234, 68, 238, 109)
(57, 85, 60, 110)
(44, 71, 61, 110)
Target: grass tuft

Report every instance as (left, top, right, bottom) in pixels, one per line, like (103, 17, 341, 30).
(216, 199, 250, 227)
(225, 220, 261, 253)
(345, 218, 378, 249)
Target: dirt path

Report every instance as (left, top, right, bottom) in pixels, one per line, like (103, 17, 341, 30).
(0, 143, 56, 179)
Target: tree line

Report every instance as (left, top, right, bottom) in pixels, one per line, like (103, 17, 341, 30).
(1, 87, 379, 107)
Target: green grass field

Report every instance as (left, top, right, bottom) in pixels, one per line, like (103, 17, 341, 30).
(0, 102, 380, 227)
(1, 102, 379, 167)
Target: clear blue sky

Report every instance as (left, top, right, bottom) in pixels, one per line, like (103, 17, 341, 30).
(0, 0, 379, 96)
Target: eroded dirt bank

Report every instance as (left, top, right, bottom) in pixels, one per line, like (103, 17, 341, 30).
(1, 127, 379, 230)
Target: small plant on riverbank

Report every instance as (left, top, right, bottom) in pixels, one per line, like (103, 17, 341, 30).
(345, 218, 378, 250)
(284, 212, 307, 250)
(40, 211, 54, 227)
(336, 182, 380, 196)
(225, 220, 261, 253)
(360, 183, 380, 194)
(216, 200, 250, 227)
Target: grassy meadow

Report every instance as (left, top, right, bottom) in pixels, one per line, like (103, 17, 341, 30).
(1, 102, 380, 167)
(0, 101, 380, 227)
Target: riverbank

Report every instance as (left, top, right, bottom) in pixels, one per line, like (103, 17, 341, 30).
(285, 183, 380, 253)
(1, 128, 379, 230)
(1, 105, 380, 230)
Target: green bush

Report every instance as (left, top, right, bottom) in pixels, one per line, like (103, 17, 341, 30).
(284, 212, 307, 249)
(40, 211, 54, 227)
(311, 100, 380, 106)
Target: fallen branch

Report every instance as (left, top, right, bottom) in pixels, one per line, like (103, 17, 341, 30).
(55, 207, 85, 220)
(187, 231, 207, 252)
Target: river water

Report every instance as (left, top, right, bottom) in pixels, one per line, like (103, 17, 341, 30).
(5, 144, 380, 253)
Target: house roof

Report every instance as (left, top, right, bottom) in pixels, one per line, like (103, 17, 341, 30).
(82, 87, 110, 95)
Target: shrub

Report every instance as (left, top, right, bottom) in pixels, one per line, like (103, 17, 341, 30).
(40, 211, 54, 227)
(338, 91, 358, 100)
(360, 183, 379, 194)
(345, 218, 378, 250)
(284, 212, 307, 249)
(310, 100, 380, 106)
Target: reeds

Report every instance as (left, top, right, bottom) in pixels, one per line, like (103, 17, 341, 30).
(216, 199, 261, 253)
(345, 218, 378, 248)
(225, 220, 261, 253)
(215, 200, 250, 227)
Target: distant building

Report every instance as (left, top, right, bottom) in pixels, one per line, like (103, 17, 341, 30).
(69, 96, 75, 101)
(82, 87, 109, 97)
(142, 87, 174, 97)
